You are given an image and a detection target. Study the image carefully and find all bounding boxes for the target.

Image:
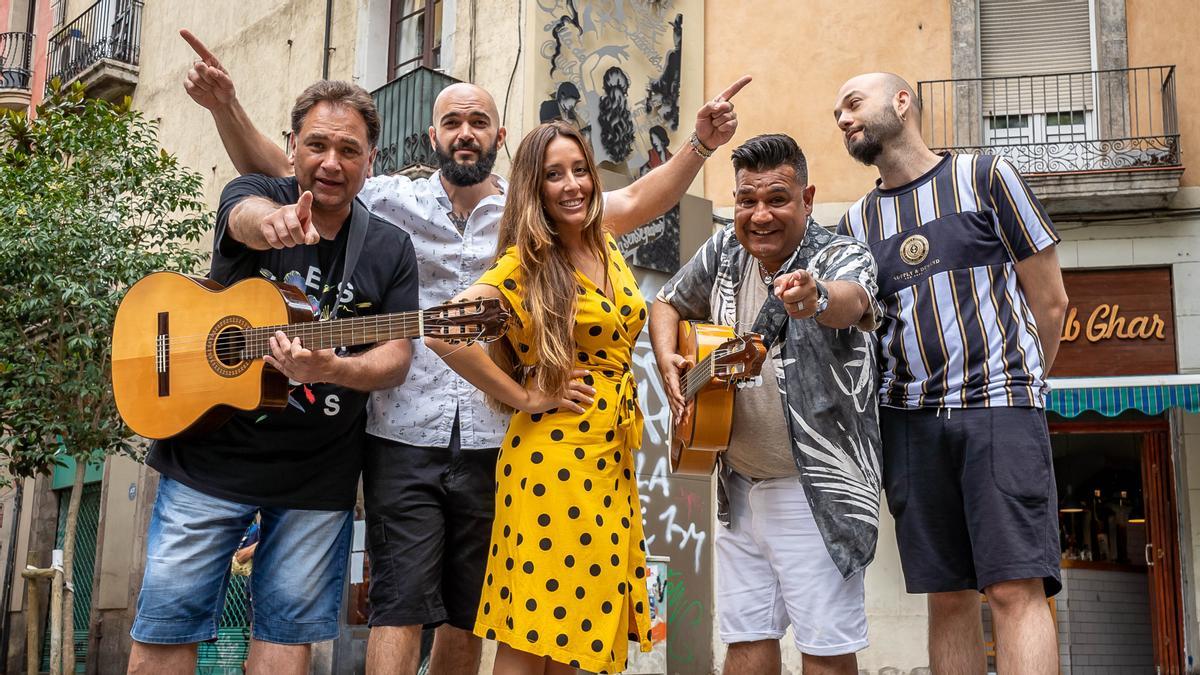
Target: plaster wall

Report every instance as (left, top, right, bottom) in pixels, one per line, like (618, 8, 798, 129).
(1126, 0, 1200, 188)
(703, 0, 953, 208)
(128, 0, 359, 238)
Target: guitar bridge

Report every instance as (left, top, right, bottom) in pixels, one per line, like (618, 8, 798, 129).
(156, 312, 169, 397)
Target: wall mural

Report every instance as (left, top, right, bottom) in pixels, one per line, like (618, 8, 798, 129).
(536, 0, 688, 274)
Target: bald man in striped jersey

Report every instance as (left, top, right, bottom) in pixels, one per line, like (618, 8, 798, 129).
(832, 72, 1069, 675)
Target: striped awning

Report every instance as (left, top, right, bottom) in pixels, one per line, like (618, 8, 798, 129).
(1047, 375, 1200, 418)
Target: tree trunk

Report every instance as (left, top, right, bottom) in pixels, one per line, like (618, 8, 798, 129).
(59, 462, 85, 675)
(49, 566, 62, 675)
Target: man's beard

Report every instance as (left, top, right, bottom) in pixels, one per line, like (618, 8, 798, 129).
(846, 108, 904, 166)
(435, 139, 499, 187)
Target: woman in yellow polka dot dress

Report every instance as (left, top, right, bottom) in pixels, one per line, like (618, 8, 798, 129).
(428, 81, 746, 674)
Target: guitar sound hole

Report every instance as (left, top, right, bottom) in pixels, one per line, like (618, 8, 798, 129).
(213, 327, 247, 367)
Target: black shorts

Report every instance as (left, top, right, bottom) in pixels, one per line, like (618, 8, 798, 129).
(879, 406, 1061, 596)
(363, 423, 498, 629)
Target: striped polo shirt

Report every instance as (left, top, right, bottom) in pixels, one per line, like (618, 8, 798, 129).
(838, 153, 1059, 409)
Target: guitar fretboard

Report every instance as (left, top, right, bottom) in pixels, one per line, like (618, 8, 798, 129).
(239, 311, 428, 357)
(682, 349, 723, 400)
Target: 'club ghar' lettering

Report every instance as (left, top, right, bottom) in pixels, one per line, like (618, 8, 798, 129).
(1061, 304, 1167, 343)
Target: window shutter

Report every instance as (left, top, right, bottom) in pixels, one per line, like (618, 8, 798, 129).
(979, 0, 1093, 115)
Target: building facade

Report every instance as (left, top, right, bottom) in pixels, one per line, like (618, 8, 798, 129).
(706, 0, 1200, 673)
(1, 0, 1197, 673)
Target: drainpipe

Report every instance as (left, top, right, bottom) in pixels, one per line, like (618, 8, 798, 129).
(0, 481, 25, 671)
(321, 0, 333, 79)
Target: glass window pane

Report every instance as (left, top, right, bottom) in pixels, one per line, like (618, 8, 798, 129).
(432, 1, 443, 51)
(394, 14, 424, 71)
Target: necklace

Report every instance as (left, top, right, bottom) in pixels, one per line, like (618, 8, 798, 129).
(757, 260, 775, 285)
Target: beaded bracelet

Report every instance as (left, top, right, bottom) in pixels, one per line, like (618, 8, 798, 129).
(688, 131, 715, 159)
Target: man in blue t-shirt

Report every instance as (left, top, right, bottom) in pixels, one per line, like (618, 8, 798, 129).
(834, 72, 1069, 675)
(127, 81, 419, 675)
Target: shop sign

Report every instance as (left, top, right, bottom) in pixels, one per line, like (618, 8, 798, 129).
(1052, 267, 1176, 377)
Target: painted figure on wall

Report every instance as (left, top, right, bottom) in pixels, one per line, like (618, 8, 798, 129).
(639, 125, 673, 176)
(539, 80, 583, 126)
(599, 66, 636, 162)
(536, 0, 686, 273)
(645, 14, 682, 131)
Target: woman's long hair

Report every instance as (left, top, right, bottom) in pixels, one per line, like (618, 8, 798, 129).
(488, 122, 608, 412)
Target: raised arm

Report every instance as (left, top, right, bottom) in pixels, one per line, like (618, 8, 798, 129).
(181, 29, 294, 177)
(605, 76, 751, 236)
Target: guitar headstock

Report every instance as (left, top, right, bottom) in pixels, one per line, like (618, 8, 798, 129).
(425, 298, 512, 344)
(712, 332, 767, 384)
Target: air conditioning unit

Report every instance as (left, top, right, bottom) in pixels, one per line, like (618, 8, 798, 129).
(53, 29, 87, 81)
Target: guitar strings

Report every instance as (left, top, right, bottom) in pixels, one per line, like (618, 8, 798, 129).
(681, 349, 728, 397)
(154, 324, 492, 381)
(154, 310, 497, 360)
(163, 318, 493, 364)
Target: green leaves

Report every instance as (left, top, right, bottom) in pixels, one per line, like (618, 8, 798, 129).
(0, 82, 212, 485)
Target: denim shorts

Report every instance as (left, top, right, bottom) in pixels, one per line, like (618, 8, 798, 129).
(130, 476, 352, 645)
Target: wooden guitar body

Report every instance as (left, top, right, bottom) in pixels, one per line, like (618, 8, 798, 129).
(111, 271, 510, 440)
(671, 323, 737, 475)
(111, 272, 313, 440)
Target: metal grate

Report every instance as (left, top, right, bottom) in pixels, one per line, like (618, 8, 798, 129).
(195, 574, 251, 674)
(0, 32, 34, 90)
(45, 0, 143, 87)
(40, 482, 102, 673)
(918, 66, 1181, 174)
(371, 66, 460, 176)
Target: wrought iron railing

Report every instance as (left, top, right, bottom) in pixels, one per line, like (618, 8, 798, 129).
(371, 66, 460, 175)
(0, 32, 34, 91)
(46, 0, 143, 87)
(918, 66, 1180, 174)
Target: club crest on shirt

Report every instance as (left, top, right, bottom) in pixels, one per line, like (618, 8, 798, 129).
(899, 234, 930, 266)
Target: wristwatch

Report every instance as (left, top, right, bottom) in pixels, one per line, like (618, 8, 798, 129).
(812, 280, 830, 318)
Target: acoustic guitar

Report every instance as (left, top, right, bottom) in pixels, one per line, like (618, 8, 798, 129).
(111, 271, 510, 440)
(670, 322, 768, 475)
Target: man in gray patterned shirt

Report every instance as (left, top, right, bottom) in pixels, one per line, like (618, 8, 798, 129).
(650, 134, 883, 675)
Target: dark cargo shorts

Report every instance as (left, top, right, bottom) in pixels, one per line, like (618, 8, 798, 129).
(363, 421, 498, 629)
(879, 406, 1061, 596)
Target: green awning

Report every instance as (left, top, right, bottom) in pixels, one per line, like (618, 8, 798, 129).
(1047, 376, 1200, 418)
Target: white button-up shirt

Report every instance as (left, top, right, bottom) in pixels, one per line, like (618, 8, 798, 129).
(358, 171, 510, 449)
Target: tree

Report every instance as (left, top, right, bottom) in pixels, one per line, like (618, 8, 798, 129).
(0, 81, 211, 674)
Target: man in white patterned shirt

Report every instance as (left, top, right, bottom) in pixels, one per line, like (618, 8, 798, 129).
(180, 29, 745, 675)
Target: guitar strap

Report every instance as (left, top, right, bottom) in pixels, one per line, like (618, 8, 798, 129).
(749, 293, 788, 350)
(331, 197, 370, 318)
(748, 243, 813, 350)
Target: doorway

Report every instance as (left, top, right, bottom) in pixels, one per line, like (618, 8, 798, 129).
(1050, 415, 1183, 674)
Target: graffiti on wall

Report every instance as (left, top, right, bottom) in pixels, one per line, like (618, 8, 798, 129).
(629, 310, 714, 670)
(536, 0, 686, 273)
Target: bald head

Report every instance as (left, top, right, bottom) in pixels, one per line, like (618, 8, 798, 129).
(428, 82, 506, 187)
(837, 72, 920, 121)
(433, 83, 501, 125)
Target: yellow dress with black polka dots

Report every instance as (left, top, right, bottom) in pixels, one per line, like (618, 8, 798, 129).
(472, 234, 652, 674)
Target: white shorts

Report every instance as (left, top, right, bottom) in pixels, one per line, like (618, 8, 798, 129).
(716, 471, 868, 656)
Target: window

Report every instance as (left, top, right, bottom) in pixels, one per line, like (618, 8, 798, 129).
(388, 0, 443, 81)
(979, 0, 1096, 148)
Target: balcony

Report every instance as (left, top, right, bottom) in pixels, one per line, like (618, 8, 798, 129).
(0, 32, 34, 111)
(371, 67, 460, 177)
(919, 66, 1183, 215)
(47, 0, 143, 101)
